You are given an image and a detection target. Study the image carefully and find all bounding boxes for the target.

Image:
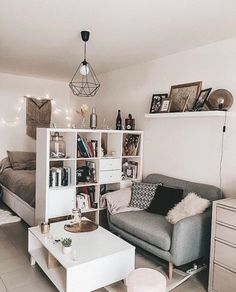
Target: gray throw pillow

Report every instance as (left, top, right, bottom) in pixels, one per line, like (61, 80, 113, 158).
(129, 182, 158, 209)
(7, 151, 36, 170)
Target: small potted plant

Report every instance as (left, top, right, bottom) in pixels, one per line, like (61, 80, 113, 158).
(61, 238, 72, 254)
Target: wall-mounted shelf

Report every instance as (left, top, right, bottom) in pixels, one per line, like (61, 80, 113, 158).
(145, 111, 234, 119)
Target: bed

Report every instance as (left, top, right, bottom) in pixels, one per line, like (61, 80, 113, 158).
(0, 152, 36, 226)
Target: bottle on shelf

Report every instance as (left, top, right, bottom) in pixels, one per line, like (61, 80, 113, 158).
(116, 109, 122, 130)
(90, 108, 97, 129)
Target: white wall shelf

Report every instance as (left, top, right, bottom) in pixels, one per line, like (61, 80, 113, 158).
(145, 111, 234, 119)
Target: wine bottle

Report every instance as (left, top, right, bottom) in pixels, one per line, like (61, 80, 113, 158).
(116, 110, 122, 130)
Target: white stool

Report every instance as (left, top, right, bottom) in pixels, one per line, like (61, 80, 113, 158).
(126, 268, 166, 292)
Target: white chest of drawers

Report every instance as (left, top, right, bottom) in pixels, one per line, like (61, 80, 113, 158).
(208, 198, 236, 292)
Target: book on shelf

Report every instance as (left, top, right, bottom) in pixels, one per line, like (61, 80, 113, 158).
(122, 160, 138, 180)
(77, 134, 98, 158)
(123, 134, 140, 156)
(49, 166, 71, 187)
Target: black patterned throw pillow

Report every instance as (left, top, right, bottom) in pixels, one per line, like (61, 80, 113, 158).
(129, 182, 158, 209)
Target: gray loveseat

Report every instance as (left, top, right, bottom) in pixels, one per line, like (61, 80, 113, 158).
(108, 173, 222, 278)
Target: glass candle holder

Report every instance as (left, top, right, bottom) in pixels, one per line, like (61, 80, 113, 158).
(50, 132, 66, 158)
(71, 208, 82, 224)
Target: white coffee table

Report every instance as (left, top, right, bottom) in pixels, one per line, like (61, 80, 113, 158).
(28, 220, 135, 292)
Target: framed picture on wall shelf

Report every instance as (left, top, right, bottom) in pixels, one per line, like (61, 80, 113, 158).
(192, 88, 212, 111)
(169, 81, 202, 112)
(149, 94, 168, 113)
(159, 99, 170, 113)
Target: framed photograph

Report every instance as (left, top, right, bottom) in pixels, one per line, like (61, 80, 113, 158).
(149, 94, 168, 113)
(192, 88, 212, 111)
(159, 99, 170, 113)
(169, 82, 202, 112)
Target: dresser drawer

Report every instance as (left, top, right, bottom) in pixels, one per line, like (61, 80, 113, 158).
(100, 170, 121, 183)
(100, 159, 121, 171)
(216, 207, 236, 228)
(213, 264, 236, 292)
(216, 224, 236, 245)
(215, 241, 236, 270)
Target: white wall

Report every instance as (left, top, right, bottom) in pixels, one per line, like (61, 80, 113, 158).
(94, 37, 236, 197)
(0, 72, 73, 159)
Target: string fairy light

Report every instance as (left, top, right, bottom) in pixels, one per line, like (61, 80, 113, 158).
(0, 94, 74, 128)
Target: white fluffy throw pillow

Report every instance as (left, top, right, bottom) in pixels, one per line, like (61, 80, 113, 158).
(166, 192, 210, 224)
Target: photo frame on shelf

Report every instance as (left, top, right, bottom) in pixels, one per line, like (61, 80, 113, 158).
(192, 88, 212, 111)
(159, 99, 170, 113)
(169, 81, 202, 112)
(149, 94, 168, 113)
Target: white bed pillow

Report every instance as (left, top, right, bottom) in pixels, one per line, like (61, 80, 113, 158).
(166, 192, 210, 224)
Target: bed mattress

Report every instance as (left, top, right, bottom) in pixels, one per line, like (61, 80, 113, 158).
(0, 168, 35, 207)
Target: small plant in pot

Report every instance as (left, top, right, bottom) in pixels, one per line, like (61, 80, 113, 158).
(61, 238, 72, 254)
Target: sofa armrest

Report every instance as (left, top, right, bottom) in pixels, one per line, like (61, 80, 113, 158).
(170, 209, 212, 266)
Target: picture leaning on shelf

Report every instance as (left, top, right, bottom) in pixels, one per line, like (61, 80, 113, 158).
(76, 186, 96, 210)
(122, 159, 138, 180)
(123, 134, 140, 156)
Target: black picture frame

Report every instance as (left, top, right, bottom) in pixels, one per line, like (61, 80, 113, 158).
(192, 88, 212, 111)
(150, 94, 168, 113)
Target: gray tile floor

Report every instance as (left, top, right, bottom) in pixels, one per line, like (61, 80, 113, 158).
(0, 219, 208, 292)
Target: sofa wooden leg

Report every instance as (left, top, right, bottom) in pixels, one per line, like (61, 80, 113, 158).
(168, 262, 173, 279)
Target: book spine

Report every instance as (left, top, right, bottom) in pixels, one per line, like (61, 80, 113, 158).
(77, 135, 89, 157)
(91, 140, 98, 157)
(81, 138, 90, 157)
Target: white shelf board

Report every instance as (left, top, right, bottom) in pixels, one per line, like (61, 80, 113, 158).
(76, 157, 99, 161)
(49, 185, 75, 191)
(145, 111, 234, 119)
(49, 158, 75, 161)
(44, 128, 143, 134)
(122, 156, 142, 158)
(76, 182, 99, 187)
(29, 248, 65, 291)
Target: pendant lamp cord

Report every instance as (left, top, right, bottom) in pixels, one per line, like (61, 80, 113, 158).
(84, 41, 87, 61)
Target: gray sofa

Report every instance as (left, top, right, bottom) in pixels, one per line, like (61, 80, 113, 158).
(108, 173, 222, 278)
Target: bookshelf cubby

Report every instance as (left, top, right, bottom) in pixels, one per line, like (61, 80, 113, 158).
(36, 128, 143, 224)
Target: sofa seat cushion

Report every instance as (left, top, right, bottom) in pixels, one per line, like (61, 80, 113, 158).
(109, 210, 173, 251)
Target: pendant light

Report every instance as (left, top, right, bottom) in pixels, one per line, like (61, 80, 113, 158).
(69, 31, 100, 97)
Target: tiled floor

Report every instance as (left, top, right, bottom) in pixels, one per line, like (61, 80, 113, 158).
(0, 219, 208, 292)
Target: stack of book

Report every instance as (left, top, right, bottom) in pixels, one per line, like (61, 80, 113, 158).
(122, 160, 138, 180)
(49, 167, 71, 187)
(77, 134, 98, 158)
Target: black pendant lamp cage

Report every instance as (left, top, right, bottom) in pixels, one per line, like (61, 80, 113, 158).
(69, 31, 100, 97)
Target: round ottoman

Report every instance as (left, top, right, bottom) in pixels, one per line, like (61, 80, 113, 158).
(126, 268, 166, 292)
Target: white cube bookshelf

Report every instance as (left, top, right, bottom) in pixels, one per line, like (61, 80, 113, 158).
(35, 128, 143, 225)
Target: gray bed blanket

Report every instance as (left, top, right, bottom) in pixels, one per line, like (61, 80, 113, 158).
(0, 168, 35, 207)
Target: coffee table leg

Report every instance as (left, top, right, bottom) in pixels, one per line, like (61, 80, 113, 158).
(30, 256, 36, 266)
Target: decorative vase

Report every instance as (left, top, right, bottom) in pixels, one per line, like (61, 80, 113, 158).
(80, 116, 87, 129)
(62, 246, 72, 254)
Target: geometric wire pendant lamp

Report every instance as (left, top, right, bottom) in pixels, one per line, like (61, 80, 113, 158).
(69, 31, 100, 97)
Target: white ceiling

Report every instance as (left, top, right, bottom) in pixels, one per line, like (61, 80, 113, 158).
(0, 0, 236, 81)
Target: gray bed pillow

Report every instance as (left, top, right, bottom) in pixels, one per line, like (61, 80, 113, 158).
(0, 157, 12, 174)
(7, 151, 36, 170)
